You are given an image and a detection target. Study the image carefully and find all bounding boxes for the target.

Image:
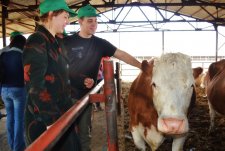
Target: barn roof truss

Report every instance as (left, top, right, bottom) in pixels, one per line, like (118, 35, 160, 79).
(1, 0, 225, 45)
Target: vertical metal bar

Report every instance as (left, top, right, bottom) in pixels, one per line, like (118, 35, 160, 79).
(215, 25, 218, 62)
(2, 0, 8, 47)
(103, 60, 119, 151)
(162, 31, 164, 54)
(115, 62, 121, 116)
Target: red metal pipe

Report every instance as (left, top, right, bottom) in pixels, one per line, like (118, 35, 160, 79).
(89, 94, 106, 103)
(25, 81, 104, 151)
(89, 80, 105, 103)
(26, 61, 120, 151)
(103, 60, 119, 151)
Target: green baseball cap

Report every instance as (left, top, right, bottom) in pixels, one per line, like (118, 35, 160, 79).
(10, 31, 22, 38)
(77, 4, 100, 18)
(39, 0, 77, 17)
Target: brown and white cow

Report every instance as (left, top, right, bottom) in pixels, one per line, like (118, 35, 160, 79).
(193, 67, 204, 87)
(128, 53, 198, 151)
(192, 69, 208, 97)
(205, 59, 225, 131)
(193, 67, 203, 80)
(199, 71, 208, 89)
(199, 71, 208, 97)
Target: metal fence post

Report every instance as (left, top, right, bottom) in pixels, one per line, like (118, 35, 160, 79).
(103, 60, 119, 151)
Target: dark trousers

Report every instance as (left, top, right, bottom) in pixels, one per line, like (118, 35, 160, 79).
(76, 103, 92, 151)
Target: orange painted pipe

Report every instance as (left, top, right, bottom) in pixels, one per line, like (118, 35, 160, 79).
(25, 80, 104, 151)
(103, 60, 119, 151)
(89, 94, 106, 103)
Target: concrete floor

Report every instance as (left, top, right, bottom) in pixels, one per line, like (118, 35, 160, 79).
(0, 108, 10, 151)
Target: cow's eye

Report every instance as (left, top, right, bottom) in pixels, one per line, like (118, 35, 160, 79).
(152, 82, 156, 88)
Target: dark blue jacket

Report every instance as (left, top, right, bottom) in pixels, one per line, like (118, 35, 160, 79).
(0, 47, 24, 87)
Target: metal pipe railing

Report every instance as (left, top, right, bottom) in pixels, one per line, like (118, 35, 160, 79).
(103, 60, 119, 151)
(25, 60, 119, 151)
(25, 81, 104, 151)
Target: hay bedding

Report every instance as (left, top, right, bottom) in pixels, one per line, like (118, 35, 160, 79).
(118, 82, 225, 151)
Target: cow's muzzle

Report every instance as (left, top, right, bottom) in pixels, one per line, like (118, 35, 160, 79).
(157, 118, 189, 135)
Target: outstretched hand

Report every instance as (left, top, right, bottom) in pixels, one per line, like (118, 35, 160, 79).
(84, 78, 94, 88)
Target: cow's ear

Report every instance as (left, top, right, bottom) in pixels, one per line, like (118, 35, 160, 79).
(192, 67, 203, 79)
(141, 59, 153, 74)
(148, 59, 154, 66)
(141, 60, 149, 71)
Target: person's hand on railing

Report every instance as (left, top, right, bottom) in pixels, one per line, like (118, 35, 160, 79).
(84, 78, 94, 89)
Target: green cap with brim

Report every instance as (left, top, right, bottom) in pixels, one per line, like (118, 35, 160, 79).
(77, 4, 100, 18)
(10, 31, 23, 38)
(39, 0, 77, 17)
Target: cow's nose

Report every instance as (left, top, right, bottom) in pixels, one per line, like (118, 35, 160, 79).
(159, 118, 185, 134)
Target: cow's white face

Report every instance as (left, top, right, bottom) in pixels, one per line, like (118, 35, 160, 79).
(151, 53, 195, 134)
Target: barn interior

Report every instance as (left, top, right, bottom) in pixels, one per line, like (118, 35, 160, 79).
(0, 1, 225, 151)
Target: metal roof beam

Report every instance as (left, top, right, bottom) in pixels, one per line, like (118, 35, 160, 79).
(70, 3, 225, 9)
(5, 2, 225, 12)
(90, 20, 225, 24)
(115, 1, 132, 32)
(1, 0, 9, 46)
(149, 0, 166, 21)
(113, 0, 129, 21)
(137, 6, 158, 30)
(200, 5, 216, 20)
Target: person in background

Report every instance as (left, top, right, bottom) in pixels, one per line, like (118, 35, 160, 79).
(63, 4, 141, 151)
(93, 58, 108, 112)
(0, 31, 23, 110)
(23, 0, 80, 150)
(0, 34, 26, 151)
(0, 31, 23, 55)
(0, 32, 23, 96)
